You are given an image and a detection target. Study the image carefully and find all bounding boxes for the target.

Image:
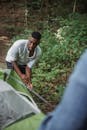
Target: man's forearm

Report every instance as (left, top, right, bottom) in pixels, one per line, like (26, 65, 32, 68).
(12, 61, 22, 77)
(25, 66, 32, 83)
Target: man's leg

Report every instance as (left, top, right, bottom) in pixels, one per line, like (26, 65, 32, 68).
(6, 61, 26, 74)
(6, 62, 13, 69)
(18, 65, 26, 74)
(3, 62, 13, 81)
(5, 62, 26, 79)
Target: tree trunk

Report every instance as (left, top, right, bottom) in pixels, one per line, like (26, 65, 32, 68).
(73, 0, 77, 13)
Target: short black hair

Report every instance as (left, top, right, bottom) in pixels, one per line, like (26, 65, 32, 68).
(32, 31, 41, 40)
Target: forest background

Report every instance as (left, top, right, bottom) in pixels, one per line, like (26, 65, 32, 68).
(0, 0, 87, 113)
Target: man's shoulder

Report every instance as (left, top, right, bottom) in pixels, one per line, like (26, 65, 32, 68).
(36, 45, 42, 56)
(37, 45, 41, 51)
(13, 39, 28, 46)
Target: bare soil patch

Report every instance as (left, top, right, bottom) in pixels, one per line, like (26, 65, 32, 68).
(0, 37, 11, 68)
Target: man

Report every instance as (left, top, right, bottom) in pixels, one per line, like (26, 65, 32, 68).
(38, 49, 87, 130)
(5, 31, 42, 89)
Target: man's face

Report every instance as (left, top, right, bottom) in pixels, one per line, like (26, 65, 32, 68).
(28, 37, 40, 51)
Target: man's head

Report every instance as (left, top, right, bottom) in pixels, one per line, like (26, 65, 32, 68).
(32, 31, 41, 40)
(28, 31, 41, 51)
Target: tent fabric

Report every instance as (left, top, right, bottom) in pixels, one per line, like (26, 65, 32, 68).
(6, 70, 40, 109)
(0, 80, 20, 130)
(4, 113, 45, 130)
(0, 80, 41, 129)
(7, 70, 33, 95)
(0, 69, 45, 130)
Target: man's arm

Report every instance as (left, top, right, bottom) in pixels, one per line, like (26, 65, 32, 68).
(26, 56, 40, 89)
(26, 66, 32, 83)
(12, 61, 26, 84)
(25, 66, 33, 89)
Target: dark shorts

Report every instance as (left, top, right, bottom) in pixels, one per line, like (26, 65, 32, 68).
(6, 62, 26, 74)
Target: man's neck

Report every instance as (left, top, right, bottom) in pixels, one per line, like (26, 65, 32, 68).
(29, 49, 35, 57)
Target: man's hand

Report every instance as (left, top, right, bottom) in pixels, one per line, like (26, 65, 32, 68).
(21, 75, 33, 89)
(27, 82, 33, 90)
(20, 74, 28, 84)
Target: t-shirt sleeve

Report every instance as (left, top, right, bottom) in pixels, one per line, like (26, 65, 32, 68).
(6, 41, 20, 62)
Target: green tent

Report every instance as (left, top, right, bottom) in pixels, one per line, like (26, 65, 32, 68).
(0, 69, 45, 130)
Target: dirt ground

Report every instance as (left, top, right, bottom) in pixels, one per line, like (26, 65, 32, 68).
(0, 37, 11, 69)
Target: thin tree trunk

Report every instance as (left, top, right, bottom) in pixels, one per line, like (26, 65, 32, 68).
(10, 0, 16, 35)
(25, 0, 28, 29)
(40, 0, 44, 14)
(73, 0, 77, 13)
(40, 0, 49, 18)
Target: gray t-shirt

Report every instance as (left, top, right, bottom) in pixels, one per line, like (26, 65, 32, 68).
(5, 39, 41, 68)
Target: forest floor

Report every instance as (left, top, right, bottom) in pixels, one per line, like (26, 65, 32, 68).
(0, 2, 22, 68)
(0, 36, 11, 68)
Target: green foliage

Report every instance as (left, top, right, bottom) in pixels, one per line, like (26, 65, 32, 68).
(55, 13, 87, 62)
(32, 13, 87, 104)
(56, 85, 65, 99)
